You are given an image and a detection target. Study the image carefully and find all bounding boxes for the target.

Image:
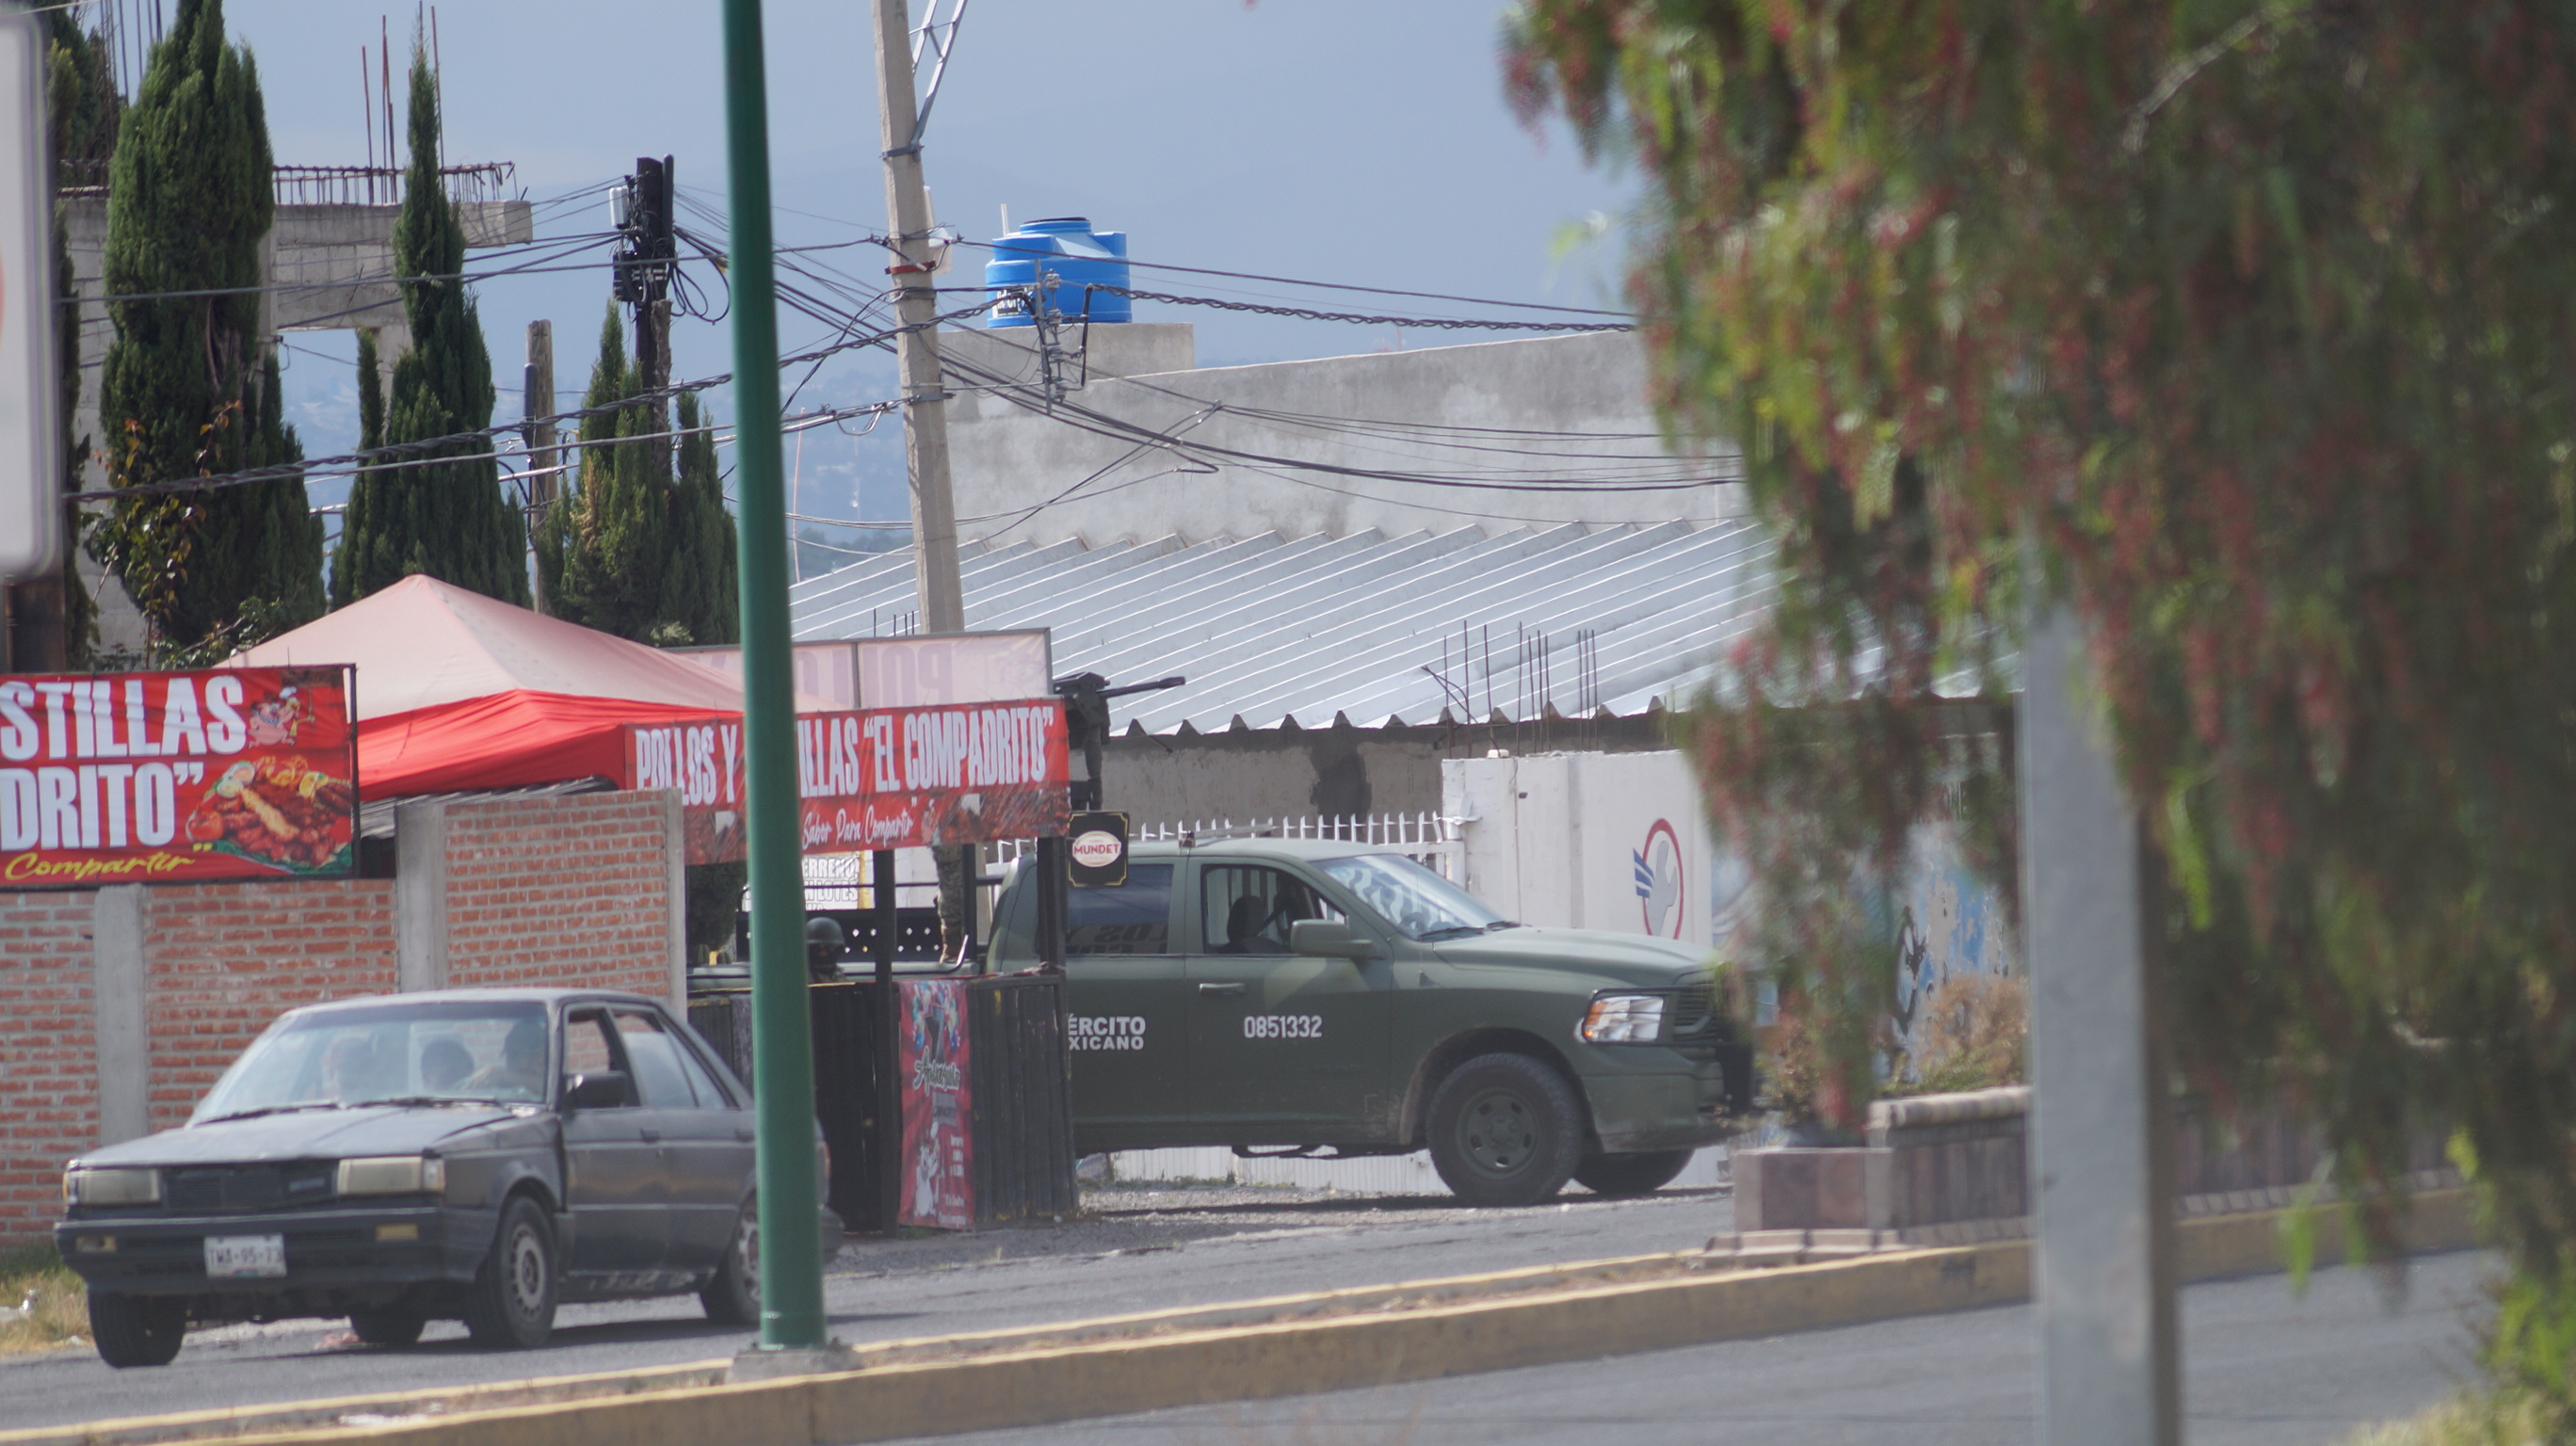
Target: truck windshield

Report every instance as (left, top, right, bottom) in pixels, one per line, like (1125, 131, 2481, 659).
(193, 999, 552, 1122)
(1317, 854, 1507, 941)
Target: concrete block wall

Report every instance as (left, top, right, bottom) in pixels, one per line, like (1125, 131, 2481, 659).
(0, 789, 688, 1245)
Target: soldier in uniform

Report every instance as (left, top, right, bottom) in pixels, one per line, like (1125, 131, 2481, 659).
(807, 915, 847, 983)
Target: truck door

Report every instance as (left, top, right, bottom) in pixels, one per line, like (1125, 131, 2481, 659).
(1185, 863, 1394, 1141)
(1060, 861, 1192, 1147)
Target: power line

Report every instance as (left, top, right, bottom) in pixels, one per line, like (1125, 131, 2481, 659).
(943, 233, 1631, 319)
(67, 300, 996, 502)
(991, 283, 1634, 334)
(64, 230, 622, 308)
(933, 345, 1727, 494)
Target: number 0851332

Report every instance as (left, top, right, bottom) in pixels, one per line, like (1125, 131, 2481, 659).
(1241, 1014, 1323, 1040)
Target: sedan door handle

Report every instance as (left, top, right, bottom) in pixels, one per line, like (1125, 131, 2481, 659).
(1198, 982, 1247, 995)
(734, 1127, 754, 1142)
(639, 1128, 663, 1143)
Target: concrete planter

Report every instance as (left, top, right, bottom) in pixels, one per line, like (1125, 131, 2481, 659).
(1732, 1085, 2457, 1246)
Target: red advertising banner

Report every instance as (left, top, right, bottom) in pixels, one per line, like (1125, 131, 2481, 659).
(628, 699, 1069, 865)
(0, 667, 358, 889)
(897, 978, 974, 1229)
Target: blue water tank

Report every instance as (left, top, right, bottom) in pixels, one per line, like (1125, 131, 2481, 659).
(983, 217, 1132, 328)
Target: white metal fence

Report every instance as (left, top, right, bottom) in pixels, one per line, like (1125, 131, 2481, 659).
(990, 811, 1463, 880)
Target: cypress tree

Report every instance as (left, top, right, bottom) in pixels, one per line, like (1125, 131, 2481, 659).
(92, 0, 323, 650)
(331, 43, 527, 606)
(356, 329, 385, 454)
(330, 330, 387, 606)
(535, 307, 659, 635)
(236, 353, 324, 629)
(665, 391, 738, 647)
(534, 309, 737, 646)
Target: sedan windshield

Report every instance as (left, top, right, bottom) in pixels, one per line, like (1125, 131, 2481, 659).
(1316, 853, 1507, 941)
(193, 999, 550, 1124)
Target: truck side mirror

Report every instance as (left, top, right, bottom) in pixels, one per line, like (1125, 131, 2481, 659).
(1290, 920, 1373, 959)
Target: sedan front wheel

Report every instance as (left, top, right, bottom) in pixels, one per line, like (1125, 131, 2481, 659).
(89, 1291, 185, 1368)
(463, 1197, 556, 1350)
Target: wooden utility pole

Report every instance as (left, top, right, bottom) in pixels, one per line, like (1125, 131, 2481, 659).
(523, 320, 556, 614)
(871, 0, 976, 960)
(869, 0, 964, 636)
(642, 297, 673, 479)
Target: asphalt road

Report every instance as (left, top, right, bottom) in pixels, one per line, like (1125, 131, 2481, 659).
(1, 1181, 1734, 1432)
(906, 1250, 2498, 1446)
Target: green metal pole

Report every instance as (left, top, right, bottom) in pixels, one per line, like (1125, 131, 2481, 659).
(719, 0, 825, 1352)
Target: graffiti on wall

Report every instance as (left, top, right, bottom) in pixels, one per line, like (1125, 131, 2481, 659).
(1891, 820, 2016, 1051)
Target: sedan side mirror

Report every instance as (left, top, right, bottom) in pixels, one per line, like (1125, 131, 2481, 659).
(562, 1070, 632, 1111)
(1290, 919, 1375, 959)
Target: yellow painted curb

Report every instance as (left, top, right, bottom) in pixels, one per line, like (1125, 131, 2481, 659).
(15, 1189, 2482, 1446)
(192, 1243, 2034, 1446)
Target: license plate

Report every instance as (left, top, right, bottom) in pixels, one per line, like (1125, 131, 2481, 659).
(204, 1234, 285, 1278)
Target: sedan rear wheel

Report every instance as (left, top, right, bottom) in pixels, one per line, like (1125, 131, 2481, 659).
(463, 1197, 556, 1350)
(700, 1197, 760, 1326)
(89, 1291, 185, 1368)
(348, 1309, 428, 1348)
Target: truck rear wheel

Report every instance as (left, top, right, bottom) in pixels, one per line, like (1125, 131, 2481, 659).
(1572, 1149, 1695, 1197)
(1427, 1052, 1584, 1207)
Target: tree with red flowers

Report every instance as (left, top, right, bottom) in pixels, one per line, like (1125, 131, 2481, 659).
(1506, 0, 2576, 1311)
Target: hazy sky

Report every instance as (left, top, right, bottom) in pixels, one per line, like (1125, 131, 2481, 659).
(188, 0, 1639, 546)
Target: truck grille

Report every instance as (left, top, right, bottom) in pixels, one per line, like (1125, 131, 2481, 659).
(1666, 986, 1729, 1043)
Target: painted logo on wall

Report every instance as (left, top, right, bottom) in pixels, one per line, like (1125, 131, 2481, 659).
(1633, 817, 1684, 939)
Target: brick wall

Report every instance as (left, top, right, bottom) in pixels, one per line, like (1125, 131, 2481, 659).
(0, 893, 103, 1244)
(139, 880, 397, 1133)
(0, 788, 685, 1245)
(442, 792, 675, 998)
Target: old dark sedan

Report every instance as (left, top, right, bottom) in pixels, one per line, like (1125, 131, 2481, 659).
(55, 988, 836, 1368)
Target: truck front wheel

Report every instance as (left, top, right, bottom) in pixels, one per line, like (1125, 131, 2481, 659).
(1426, 1053, 1584, 1207)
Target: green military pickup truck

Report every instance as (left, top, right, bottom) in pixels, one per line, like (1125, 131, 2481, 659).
(984, 838, 1753, 1206)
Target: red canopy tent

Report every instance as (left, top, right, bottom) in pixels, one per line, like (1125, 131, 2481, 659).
(227, 576, 797, 797)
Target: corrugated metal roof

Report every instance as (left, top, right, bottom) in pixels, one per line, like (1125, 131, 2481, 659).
(357, 779, 613, 839)
(787, 522, 1776, 736)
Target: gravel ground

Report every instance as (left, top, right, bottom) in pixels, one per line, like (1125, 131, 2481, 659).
(821, 1179, 1726, 1286)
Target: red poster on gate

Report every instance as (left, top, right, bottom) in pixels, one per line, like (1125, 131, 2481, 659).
(897, 978, 974, 1229)
(627, 699, 1069, 865)
(0, 667, 358, 889)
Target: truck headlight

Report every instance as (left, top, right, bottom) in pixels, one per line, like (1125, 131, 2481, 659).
(336, 1155, 446, 1197)
(1580, 994, 1667, 1045)
(64, 1166, 161, 1207)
